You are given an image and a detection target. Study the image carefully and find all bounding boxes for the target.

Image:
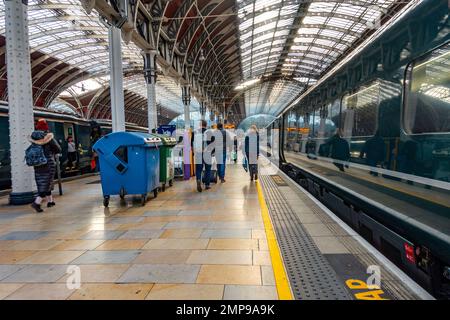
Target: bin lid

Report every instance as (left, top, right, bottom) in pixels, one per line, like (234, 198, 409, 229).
(150, 133, 177, 146)
(93, 132, 162, 152)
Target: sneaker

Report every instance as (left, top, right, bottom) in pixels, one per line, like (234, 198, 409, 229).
(197, 180, 202, 192)
(205, 185, 211, 190)
(220, 178, 226, 183)
(47, 202, 56, 208)
(31, 202, 43, 213)
(254, 174, 258, 181)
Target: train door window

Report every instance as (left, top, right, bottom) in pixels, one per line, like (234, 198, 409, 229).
(341, 81, 380, 137)
(404, 43, 450, 134)
(323, 99, 340, 138)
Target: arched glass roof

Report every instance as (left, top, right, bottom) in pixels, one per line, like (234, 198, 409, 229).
(0, 0, 412, 126)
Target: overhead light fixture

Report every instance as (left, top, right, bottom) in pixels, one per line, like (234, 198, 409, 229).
(234, 78, 260, 91)
(199, 49, 205, 61)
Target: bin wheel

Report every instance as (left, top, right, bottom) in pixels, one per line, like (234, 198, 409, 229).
(103, 196, 110, 208)
(120, 187, 126, 199)
(162, 183, 166, 192)
(169, 179, 173, 187)
(141, 194, 147, 206)
(153, 189, 158, 198)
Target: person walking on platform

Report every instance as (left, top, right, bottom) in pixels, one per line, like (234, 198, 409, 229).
(216, 123, 231, 183)
(244, 125, 260, 181)
(232, 136, 238, 163)
(191, 119, 212, 192)
(360, 130, 386, 176)
(66, 136, 77, 170)
(324, 129, 350, 172)
(29, 119, 62, 213)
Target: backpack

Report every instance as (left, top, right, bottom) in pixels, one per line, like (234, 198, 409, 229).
(25, 143, 48, 167)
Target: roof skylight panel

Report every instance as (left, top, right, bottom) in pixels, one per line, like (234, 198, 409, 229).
(302, 16, 328, 25)
(253, 11, 279, 25)
(253, 21, 277, 35)
(325, 17, 356, 30)
(253, 0, 280, 12)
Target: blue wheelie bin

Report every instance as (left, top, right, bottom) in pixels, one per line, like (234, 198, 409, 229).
(93, 132, 162, 207)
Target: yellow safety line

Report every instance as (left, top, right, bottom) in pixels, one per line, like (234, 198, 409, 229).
(255, 180, 293, 300)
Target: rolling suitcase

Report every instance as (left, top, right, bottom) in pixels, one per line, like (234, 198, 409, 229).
(202, 156, 218, 184)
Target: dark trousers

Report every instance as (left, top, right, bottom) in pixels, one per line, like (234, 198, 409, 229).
(196, 162, 211, 186)
(217, 153, 226, 179)
(67, 152, 77, 168)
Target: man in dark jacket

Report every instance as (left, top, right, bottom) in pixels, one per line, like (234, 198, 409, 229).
(216, 123, 231, 183)
(324, 130, 350, 172)
(244, 125, 260, 181)
(360, 130, 386, 176)
(30, 119, 62, 212)
(191, 120, 212, 192)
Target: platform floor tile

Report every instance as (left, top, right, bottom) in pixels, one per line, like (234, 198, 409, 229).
(1, 265, 68, 283)
(186, 250, 253, 265)
(196, 265, 262, 285)
(223, 285, 278, 300)
(133, 249, 191, 264)
(5, 283, 75, 300)
(95, 240, 147, 250)
(118, 230, 164, 239)
(71, 250, 141, 264)
(18, 250, 85, 264)
(0, 284, 24, 299)
(69, 284, 154, 300)
(57, 264, 130, 283)
(117, 264, 200, 284)
(146, 284, 224, 300)
(207, 239, 259, 250)
(200, 229, 252, 239)
(0, 231, 49, 241)
(142, 238, 209, 250)
(160, 228, 203, 239)
(0, 265, 25, 281)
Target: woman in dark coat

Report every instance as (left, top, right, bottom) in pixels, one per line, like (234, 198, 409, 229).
(244, 125, 260, 181)
(30, 119, 61, 213)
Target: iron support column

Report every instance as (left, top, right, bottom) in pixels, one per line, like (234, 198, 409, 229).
(5, 0, 36, 204)
(108, 26, 126, 132)
(182, 85, 191, 180)
(144, 50, 157, 132)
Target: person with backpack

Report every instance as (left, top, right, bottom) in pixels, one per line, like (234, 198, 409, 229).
(28, 119, 61, 213)
(191, 120, 213, 192)
(244, 125, 260, 181)
(216, 123, 231, 183)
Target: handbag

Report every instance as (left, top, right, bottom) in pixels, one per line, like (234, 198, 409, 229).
(242, 156, 248, 172)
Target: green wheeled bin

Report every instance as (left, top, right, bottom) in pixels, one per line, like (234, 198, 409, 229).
(151, 133, 177, 191)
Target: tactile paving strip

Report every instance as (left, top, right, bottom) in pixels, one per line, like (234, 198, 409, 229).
(272, 169, 419, 300)
(259, 174, 352, 300)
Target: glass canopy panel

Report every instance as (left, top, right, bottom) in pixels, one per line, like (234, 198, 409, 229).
(0, 0, 145, 105)
(237, 0, 400, 117)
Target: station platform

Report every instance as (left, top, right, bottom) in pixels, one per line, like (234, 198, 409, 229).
(0, 162, 425, 300)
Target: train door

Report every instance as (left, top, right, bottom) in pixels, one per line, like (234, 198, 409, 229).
(51, 121, 69, 173)
(0, 116, 11, 189)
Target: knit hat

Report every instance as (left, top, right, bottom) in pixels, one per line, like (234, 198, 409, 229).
(35, 118, 49, 131)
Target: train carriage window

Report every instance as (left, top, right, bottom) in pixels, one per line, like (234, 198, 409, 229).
(341, 82, 380, 137)
(404, 43, 450, 134)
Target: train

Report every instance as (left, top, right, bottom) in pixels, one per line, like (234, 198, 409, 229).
(0, 101, 148, 190)
(266, 0, 450, 299)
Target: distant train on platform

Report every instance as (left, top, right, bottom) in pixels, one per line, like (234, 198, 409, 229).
(266, 0, 450, 298)
(0, 102, 147, 190)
